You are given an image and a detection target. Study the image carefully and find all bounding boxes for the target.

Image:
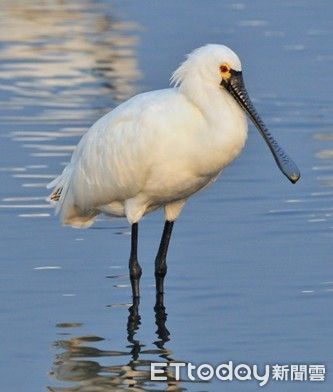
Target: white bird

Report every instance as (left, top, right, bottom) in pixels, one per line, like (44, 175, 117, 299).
(48, 44, 300, 297)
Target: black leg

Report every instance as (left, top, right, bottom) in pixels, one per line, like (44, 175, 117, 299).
(155, 220, 174, 294)
(129, 223, 142, 298)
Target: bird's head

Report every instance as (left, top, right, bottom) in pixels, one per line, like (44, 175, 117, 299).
(171, 44, 300, 184)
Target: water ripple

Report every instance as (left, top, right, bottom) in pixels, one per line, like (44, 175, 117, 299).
(0, 0, 141, 220)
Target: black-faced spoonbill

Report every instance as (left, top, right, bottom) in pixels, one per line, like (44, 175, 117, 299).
(48, 44, 300, 298)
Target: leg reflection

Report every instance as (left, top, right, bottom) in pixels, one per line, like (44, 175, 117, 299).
(49, 295, 184, 391)
(126, 296, 141, 362)
(126, 293, 172, 362)
(154, 293, 171, 359)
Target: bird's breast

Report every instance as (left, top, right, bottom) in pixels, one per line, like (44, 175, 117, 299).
(143, 112, 248, 205)
(192, 112, 248, 178)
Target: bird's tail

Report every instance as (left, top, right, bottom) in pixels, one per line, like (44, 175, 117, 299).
(47, 166, 72, 214)
(47, 166, 96, 228)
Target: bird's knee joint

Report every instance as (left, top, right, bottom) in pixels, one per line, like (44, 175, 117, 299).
(129, 261, 142, 280)
(155, 265, 167, 278)
(130, 269, 142, 280)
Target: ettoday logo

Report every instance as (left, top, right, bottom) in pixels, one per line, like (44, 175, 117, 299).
(151, 361, 326, 386)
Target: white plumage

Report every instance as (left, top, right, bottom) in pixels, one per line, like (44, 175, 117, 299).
(48, 44, 248, 227)
(48, 43, 300, 297)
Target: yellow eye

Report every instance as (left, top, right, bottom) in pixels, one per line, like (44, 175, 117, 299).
(220, 64, 230, 73)
(220, 63, 231, 79)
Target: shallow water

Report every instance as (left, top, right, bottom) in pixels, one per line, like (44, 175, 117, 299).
(0, 1, 332, 391)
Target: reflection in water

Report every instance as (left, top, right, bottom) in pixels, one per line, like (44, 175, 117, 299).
(49, 295, 186, 391)
(0, 0, 140, 103)
(0, 0, 141, 218)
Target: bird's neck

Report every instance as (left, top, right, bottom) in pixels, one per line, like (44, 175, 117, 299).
(178, 77, 245, 128)
(177, 77, 248, 176)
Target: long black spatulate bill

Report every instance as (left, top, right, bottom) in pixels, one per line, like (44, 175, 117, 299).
(222, 70, 300, 184)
